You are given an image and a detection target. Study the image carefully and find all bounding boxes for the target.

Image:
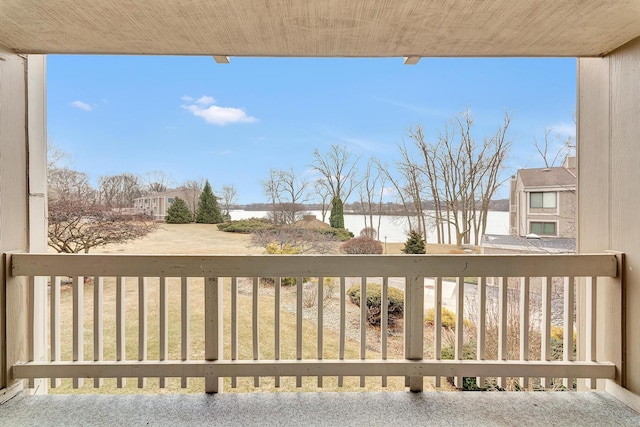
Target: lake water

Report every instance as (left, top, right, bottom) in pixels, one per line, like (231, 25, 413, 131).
(229, 209, 509, 243)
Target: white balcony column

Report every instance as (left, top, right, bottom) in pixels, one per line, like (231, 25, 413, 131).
(1, 52, 47, 401)
(27, 54, 48, 395)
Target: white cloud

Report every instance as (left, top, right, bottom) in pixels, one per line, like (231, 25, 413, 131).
(549, 122, 576, 138)
(182, 96, 257, 126)
(181, 95, 194, 102)
(196, 95, 215, 106)
(70, 100, 92, 111)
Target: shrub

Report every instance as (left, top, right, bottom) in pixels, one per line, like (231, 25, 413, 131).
(319, 227, 354, 241)
(347, 283, 404, 326)
(425, 307, 455, 330)
(218, 218, 274, 233)
(402, 230, 426, 254)
(165, 197, 192, 224)
(340, 236, 383, 254)
(424, 307, 473, 330)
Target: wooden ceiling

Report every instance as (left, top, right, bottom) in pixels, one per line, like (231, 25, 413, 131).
(1, 1, 639, 57)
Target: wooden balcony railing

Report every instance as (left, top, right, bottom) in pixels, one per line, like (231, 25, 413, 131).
(7, 253, 620, 393)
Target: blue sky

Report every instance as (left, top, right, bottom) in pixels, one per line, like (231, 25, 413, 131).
(47, 55, 576, 204)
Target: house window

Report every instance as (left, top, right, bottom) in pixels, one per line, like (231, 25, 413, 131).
(530, 222, 556, 236)
(168, 198, 174, 203)
(530, 192, 557, 209)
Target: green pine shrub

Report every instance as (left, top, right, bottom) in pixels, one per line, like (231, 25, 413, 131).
(402, 230, 426, 254)
(329, 196, 344, 229)
(165, 197, 193, 224)
(196, 180, 223, 224)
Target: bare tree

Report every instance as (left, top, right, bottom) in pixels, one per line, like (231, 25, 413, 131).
(220, 184, 238, 219)
(48, 198, 156, 253)
(534, 127, 575, 168)
(98, 173, 143, 209)
(263, 168, 284, 225)
(179, 179, 204, 221)
(262, 167, 309, 225)
(48, 167, 96, 202)
(358, 157, 387, 240)
(402, 110, 512, 246)
(311, 144, 360, 203)
(47, 142, 71, 172)
(314, 179, 332, 222)
(144, 170, 174, 194)
(376, 159, 417, 237)
(47, 143, 156, 253)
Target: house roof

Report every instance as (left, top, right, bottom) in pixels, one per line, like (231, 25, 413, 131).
(518, 167, 576, 189)
(0, 1, 639, 58)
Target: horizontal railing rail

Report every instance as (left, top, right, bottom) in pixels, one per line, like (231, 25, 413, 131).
(12, 253, 618, 278)
(8, 252, 621, 393)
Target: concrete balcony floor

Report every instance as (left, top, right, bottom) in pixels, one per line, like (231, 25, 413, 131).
(1, 391, 639, 426)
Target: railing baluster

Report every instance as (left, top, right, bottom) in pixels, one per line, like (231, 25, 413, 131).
(407, 276, 424, 392)
(519, 277, 530, 389)
(93, 276, 104, 388)
(404, 276, 411, 388)
(116, 276, 126, 388)
(138, 277, 147, 388)
(253, 277, 260, 387)
(498, 276, 508, 389)
(360, 277, 367, 387)
(274, 277, 280, 388)
(563, 276, 575, 389)
(434, 276, 442, 388)
(455, 276, 465, 388)
(231, 277, 238, 388)
(381, 276, 388, 387)
(476, 276, 486, 389)
(73, 276, 84, 389)
(586, 276, 597, 389)
(204, 276, 223, 393)
(50, 276, 61, 388)
(338, 277, 346, 387)
(541, 276, 552, 388)
(317, 276, 324, 387)
(296, 276, 303, 388)
(159, 276, 168, 388)
(181, 277, 189, 388)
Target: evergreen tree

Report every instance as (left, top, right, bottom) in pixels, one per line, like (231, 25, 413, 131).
(196, 180, 223, 224)
(402, 230, 426, 254)
(329, 196, 344, 229)
(165, 197, 192, 224)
